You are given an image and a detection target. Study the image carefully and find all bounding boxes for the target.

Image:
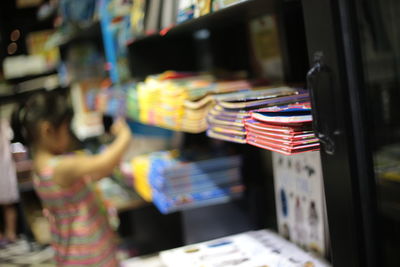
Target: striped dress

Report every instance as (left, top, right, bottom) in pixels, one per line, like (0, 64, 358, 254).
(33, 157, 118, 267)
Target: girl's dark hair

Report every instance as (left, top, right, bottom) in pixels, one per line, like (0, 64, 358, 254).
(11, 90, 74, 147)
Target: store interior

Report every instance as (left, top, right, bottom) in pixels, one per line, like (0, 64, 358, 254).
(2, 0, 399, 267)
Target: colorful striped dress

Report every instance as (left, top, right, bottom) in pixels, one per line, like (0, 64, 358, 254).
(33, 157, 118, 267)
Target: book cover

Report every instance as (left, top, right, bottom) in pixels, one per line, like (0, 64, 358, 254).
(177, 0, 195, 24)
(162, 155, 242, 177)
(251, 102, 312, 124)
(247, 135, 320, 152)
(183, 95, 214, 109)
(212, 0, 249, 11)
(215, 88, 308, 109)
(246, 127, 316, 141)
(248, 15, 284, 82)
(207, 116, 246, 128)
(131, 0, 148, 36)
(152, 169, 241, 194)
(247, 139, 319, 156)
(246, 132, 319, 146)
(244, 119, 313, 135)
(152, 184, 244, 214)
(207, 129, 247, 144)
(161, 0, 178, 29)
(212, 126, 246, 136)
(144, 0, 162, 34)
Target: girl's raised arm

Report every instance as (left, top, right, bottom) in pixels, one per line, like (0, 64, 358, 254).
(53, 119, 132, 187)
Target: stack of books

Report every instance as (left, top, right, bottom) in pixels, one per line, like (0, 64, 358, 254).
(131, 151, 244, 214)
(150, 154, 244, 214)
(181, 79, 252, 133)
(136, 72, 214, 131)
(245, 102, 320, 155)
(206, 87, 308, 144)
(126, 84, 140, 121)
(134, 72, 251, 133)
(182, 95, 214, 133)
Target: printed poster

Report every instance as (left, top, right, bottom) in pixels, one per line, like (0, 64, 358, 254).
(272, 151, 327, 257)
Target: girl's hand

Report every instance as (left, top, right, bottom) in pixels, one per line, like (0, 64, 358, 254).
(111, 118, 130, 136)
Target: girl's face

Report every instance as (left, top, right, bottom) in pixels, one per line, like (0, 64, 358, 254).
(53, 121, 72, 154)
(39, 120, 72, 154)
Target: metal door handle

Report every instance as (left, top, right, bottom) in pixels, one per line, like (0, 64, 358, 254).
(307, 52, 336, 155)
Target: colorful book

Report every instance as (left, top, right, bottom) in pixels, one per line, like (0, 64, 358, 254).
(144, 0, 162, 34)
(207, 129, 247, 144)
(247, 139, 319, 156)
(216, 90, 308, 109)
(152, 184, 244, 214)
(131, 0, 148, 36)
(251, 102, 313, 124)
(245, 119, 313, 135)
(177, 0, 195, 23)
(161, 0, 178, 29)
(212, 0, 250, 11)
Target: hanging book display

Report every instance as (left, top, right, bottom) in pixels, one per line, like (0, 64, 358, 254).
(131, 151, 244, 214)
(245, 102, 320, 155)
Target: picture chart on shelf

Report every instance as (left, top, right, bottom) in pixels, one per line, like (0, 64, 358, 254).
(136, 229, 330, 267)
(130, 150, 244, 214)
(273, 151, 328, 257)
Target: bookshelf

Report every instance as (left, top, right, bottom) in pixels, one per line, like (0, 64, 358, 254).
(126, 0, 307, 82)
(122, 0, 304, 233)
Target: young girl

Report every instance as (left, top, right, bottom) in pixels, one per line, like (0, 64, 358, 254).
(12, 91, 132, 266)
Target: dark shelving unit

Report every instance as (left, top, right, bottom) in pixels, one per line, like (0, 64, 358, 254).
(127, 0, 307, 83)
(125, 0, 304, 248)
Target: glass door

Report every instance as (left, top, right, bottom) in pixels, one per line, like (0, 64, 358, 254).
(303, 0, 400, 266)
(353, 1, 400, 266)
